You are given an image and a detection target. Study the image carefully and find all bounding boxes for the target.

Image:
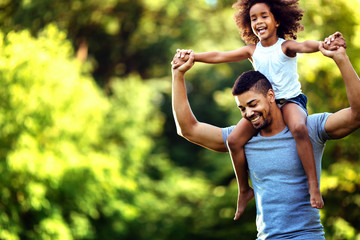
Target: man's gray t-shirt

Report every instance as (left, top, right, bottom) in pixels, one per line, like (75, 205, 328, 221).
(222, 113, 331, 240)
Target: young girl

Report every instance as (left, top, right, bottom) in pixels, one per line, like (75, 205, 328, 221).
(174, 0, 335, 220)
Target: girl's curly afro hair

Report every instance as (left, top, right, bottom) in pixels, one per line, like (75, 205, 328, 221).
(233, 0, 305, 44)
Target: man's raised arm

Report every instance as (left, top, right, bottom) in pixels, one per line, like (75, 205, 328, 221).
(319, 33, 360, 138)
(171, 52, 228, 152)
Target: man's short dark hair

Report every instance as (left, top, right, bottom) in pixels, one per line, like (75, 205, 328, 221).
(232, 71, 273, 96)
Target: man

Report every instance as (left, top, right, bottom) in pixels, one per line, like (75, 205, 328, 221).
(171, 33, 360, 239)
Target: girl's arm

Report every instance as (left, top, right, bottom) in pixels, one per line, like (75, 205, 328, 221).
(176, 45, 255, 64)
(195, 45, 255, 63)
(282, 40, 321, 57)
(282, 32, 347, 58)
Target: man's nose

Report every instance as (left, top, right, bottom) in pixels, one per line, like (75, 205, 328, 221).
(245, 109, 254, 118)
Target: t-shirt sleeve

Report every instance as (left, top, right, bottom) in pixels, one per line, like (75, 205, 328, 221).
(221, 126, 236, 148)
(307, 112, 332, 144)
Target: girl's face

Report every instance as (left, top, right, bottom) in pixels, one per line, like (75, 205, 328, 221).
(249, 3, 279, 45)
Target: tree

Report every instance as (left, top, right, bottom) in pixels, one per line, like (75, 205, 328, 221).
(1, 0, 360, 238)
(0, 24, 245, 240)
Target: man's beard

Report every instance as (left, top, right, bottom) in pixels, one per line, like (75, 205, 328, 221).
(254, 115, 271, 130)
(250, 105, 272, 130)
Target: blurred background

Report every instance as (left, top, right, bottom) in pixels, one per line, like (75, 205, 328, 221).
(0, 0, 359, 239)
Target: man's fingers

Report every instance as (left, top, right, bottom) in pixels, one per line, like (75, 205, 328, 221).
(319, 42, 331, 56)
(171, 59, 186, 69)
(183, 52, 195, 66)
(183, 53, 195, 68)
(326, 45, 339, 51)
(172, 62, 181, 69)
(331, 38, 346, 49)
(324, 32, 346, 49)
(175, 49, 194, 58)
(330, 32, 342, 41)
(172, 52, 195, 72)
(324, 32, 343, 43)
(181, 49, 193, 58)
(172, 50, 195, 69)
(333, 31, 343, 38)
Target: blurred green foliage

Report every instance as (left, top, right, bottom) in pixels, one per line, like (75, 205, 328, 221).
(0, 0, 359, 239)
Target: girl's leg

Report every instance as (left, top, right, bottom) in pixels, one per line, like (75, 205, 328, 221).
(281, 103, 324, 209)
(227, 118, 257, 220)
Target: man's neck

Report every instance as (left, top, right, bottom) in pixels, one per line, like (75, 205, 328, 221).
(259, 107, 286, 137)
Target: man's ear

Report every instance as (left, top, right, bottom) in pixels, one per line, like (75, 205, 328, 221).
(267, 89, 275, 103)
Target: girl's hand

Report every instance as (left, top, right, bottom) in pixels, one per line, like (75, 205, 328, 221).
(323, 32, 346, 50)
(171, 49, 193, 69)
(177, 49, 193, 59)
(171, 52, 195, 73)
(319, 41, 347, 60)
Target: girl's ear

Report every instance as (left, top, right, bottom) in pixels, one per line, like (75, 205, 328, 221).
(275, 21, 280, 28)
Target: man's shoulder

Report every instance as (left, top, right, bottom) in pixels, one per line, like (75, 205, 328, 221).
(307, 112, 332, 143)
(307, 112, 331, 126)
(221, 125, 236, 146)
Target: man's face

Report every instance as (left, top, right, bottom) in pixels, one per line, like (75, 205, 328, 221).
(235, 90, 273, 131)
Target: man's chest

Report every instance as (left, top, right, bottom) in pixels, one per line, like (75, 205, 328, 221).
(244, 132, 304, 178)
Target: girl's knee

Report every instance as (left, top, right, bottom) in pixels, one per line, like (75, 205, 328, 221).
(291, 122, 309, 139)
(227, 133, 245, 150)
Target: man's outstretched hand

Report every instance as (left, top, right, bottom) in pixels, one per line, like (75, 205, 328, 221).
(320, 32, 347, 61)
(171, 49, 193, 69)
(171, 51, 195, 74)
(323, 32, 346, 51)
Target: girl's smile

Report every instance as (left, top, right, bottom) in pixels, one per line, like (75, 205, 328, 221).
(249, 3, 279, 46)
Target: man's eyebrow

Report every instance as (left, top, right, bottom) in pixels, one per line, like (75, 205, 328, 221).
(238, 99, 257, 109)
(247, 99, 257, 105)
